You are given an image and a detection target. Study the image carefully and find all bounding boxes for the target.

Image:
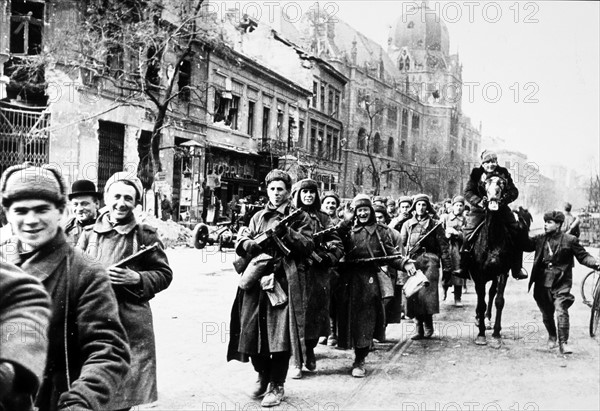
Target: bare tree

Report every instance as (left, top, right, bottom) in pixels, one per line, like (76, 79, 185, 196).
(9, 0, 227, 189)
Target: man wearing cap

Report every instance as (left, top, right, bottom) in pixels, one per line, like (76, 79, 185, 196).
(337, 194, 415, 377)
(0, 261, 50, 411)
(0, 163, 130, 411)
(64, 179, 102, 245)
(77, 171, 172, 410)
(523, 210, 600, 354)
(389, 196, 413, 233)
(441, 195, 467, 306)
(459, 150, 527, 280)
(227, 170, 314, 407)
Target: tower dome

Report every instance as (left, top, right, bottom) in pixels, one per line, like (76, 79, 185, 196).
(392, 1, 450, 56)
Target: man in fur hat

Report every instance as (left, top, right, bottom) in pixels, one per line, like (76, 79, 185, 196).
(389, 196, 413, 233)
(0, 163, 130, 411)
(337, 194, 415, 377)
(458, 150, 528, 280)
(523, 210, 600, 354)
(64, 179, 102, 244)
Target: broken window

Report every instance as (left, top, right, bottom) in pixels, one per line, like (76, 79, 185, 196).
(213, 91, 239, 129)
(228, 95, 239, 130)
(10, 0, 44, 55)
(178, 60, 191, 102)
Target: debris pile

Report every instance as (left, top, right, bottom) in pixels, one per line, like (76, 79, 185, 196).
(136, 211, 193, 248)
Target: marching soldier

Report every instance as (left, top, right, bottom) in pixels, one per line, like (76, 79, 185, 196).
(337, 194, 415, 378)
(289, 180, 343, 379)
(227, 170, 314, 407)
(441, 195, 467, 306)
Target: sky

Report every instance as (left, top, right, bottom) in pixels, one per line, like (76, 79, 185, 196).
(217, 1, 600, 177)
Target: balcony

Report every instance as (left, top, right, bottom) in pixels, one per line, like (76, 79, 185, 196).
(257, 138, 289, 156)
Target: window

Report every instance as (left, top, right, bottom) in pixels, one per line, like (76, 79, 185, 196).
(145, 46, 161, 91)
(106, 44, 125, 79)
(247, 101, 255, 136)
(357, 127, 366, 150)
(276, 110, 284, 140)
(332, 129, 339, 161)
(400, 141, 406, 157)
(412, 113, 420, 130)
(320, 83, 326, 112)
(98, 121, 125, 192)
(178, 60, 191, 101)
(288, 117, 296, 150)
(326, 129, 333, 159)
(328, 88, 334, 115)
(401, 108, 409, 139)
(373, 133, 381, 154)
(355, 167, 363, 186)
(334, 90, 341, 118)
(10, 0, 44, 55)
(387, 106, 398, 128)
(387, 137, 394, 157)
(310, 124, 317, 154)
(317, 126, 324, 158)
(262, 107, 270, 139)
(228, 96, 239, 130)
(213, 92, 239, 129)
(412, 144, 417, 161)
(298, 120, 305, 146)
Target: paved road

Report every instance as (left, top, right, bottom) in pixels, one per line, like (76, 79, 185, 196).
(140, 243, 600, 411)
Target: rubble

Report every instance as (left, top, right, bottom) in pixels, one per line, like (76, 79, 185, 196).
(136, 210, 193, 249)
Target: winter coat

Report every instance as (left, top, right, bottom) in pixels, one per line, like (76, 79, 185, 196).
(523, 231, 598, 292)
(337, 222, 409, 349)
(385, 226, 406, 324)
(1, 231, 130, 411)
(0, 261, 50, 411)
(464, 165, 518, 209)
(400, 216, 451, 317)
(63, 216, 94, 246)
(441, 212, 466, 285)
(227, 201, 314, 367)
(303, 209, 344, 341)
(77, 211, 172, 408)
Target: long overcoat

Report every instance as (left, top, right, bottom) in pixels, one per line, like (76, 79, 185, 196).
(0, 261, 50, 411)
(1, 231, 130, 411)
(337, 222, 408, 349)
(77, 211, 172, 409)
(303, 210, 343, 341)
(227, 201, 314, 367)
(400, 216, 451, 317)
(441, 212, 466, 286)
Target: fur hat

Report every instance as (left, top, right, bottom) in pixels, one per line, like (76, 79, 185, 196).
(452, 195, 466, 205)
(293, 178, 321, 210)
(372, 195, 387, 205)
(1, 163, 67, 208)
(397, 196, 413, 207)
(409, 193, 436, 215)
(543, 210, 565, 225)
(373, 204, 391, 224)
(104, 171, 144, 204)
(69, 179, 102, 200)
(265, 169, 292, 190)
(352, 194, 372, 210)
(481, 150, 498, 163)
(321, 190, 340, 207)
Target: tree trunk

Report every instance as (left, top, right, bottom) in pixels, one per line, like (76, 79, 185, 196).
(138, 105, 166, 189)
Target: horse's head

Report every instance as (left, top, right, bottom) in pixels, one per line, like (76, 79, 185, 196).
(484, 176, 506, 211)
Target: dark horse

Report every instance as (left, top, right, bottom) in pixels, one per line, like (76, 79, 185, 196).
(469, 176, 528, 347)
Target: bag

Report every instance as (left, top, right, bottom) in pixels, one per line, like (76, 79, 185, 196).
(403, 269, 430, 298)
(239, 253, 273, 290)
(376, 268, 395, 299)
(260, 273, 288, 306)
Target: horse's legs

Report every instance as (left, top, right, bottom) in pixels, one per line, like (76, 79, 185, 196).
(485, 281, 498, 329)
(492, 274, 508, 339)
(474, 279, 488, 344)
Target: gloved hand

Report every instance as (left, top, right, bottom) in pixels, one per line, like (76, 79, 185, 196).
(403, 261, 417, 276)
(243, 240, 262, 257)
(0, 361, 15, 400)
(478, 196, 488, 208)
(273, 221, 288, 237)
(337, 219, 352, 236)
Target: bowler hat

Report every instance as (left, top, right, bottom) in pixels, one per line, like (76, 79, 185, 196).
(69, 179, 102, 200)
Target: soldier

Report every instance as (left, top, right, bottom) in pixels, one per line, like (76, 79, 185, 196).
(389, 196, 413, 233)
(337, 194, 415, 377)
(0, 163, 130, 411)
(64, 179, 102, 245)
(523, 210, 600, 354)
(0, 261, 50, 411)
(227, 170, 314, 407)
(289, 179, 343, 379)
(77, 171, 172, 411)
(399, 194, 452, 340)
(441, 195, 467, 306)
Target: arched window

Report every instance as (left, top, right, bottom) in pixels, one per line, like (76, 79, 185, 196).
(357, 127, 366, 150)
(405, 57, 410, 71)
(355, 166, 364, 186)
(400, 141, 406, 157)
(387, 137, 394, 157)
(399, 59, 404, 71)
(373, 132, 381, 154)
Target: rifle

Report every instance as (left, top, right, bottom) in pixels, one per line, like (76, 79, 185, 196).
(342, 252, 406, 266)
(310, 222, 345, 264)
(233, 208, 303, 274)
(113, 242, 160, 268)
(406, 221, 444, 258)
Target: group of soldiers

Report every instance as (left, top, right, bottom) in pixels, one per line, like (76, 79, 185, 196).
(1, 150, 600, 410)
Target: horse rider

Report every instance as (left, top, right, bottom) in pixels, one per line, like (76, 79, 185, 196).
(289, 180, 344, 379)
(522, 210, 600, 354)
(441, 195, 467, 306)
(337, 194, 415, 377)
(64, 179, 102, 245)
(399, 194, 452, 340)
(457, 150, 528, 280)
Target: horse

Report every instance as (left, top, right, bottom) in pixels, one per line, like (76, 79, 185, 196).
(468, 176, 528, 347)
